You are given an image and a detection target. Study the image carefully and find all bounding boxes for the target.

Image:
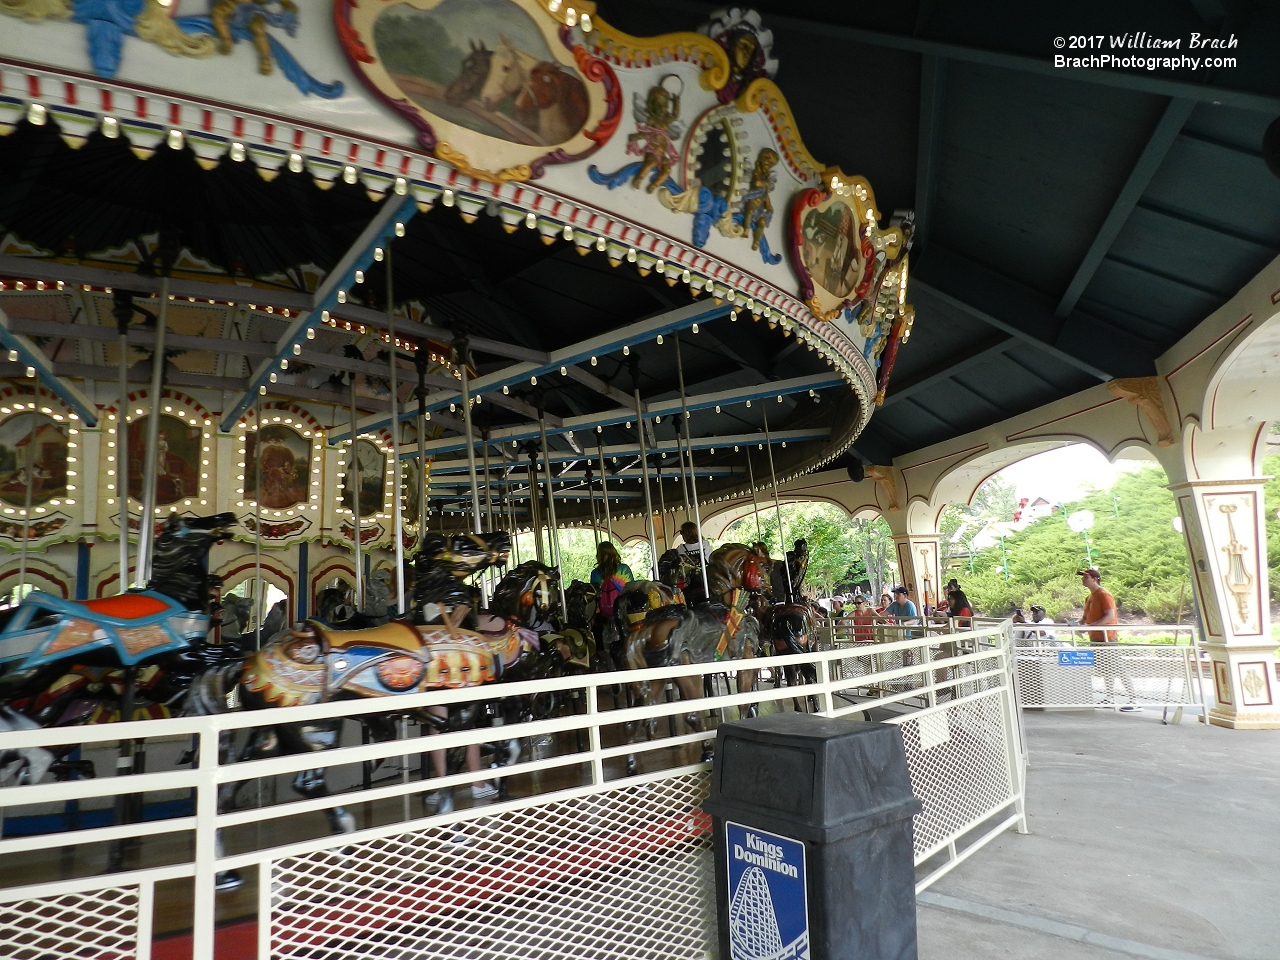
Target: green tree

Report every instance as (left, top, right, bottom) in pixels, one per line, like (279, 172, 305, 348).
(940, 474, 1018, 570)
(959, 465, 1193, 622)
(722, 502, 893, 597)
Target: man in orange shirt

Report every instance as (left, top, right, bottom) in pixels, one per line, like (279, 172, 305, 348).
(1079, 568, 1137, 709)
(1079, 568, 1118, 642)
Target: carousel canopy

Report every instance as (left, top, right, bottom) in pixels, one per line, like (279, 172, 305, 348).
(0, 0, 1276, 532)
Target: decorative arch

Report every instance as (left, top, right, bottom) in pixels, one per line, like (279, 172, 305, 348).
(1191, 310, 1280, 478)
(0, 558, 70, 602)
(216, 555, 296, 625)
(310, 558, 356, 616)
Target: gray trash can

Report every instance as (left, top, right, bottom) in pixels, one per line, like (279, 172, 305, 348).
(703, 713, 922, 960)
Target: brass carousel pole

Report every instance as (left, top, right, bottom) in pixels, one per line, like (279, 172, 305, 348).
(745, 448, 764, 542)
(415, 348, 429, 536)
(349, 372, 363, 612)
(115, 299, 131, 593)
(674, 415, 692, 522)
(134, 276, 169, 585)
(586, 462, 600, 549)
(527, 447, 543, 563)
(596, 437, 614, 546)
(634, 390, 659, 579)
(455, 339, 483, 536)
(253, 398, 263, 650)
(655, 456, 669, 553)
(481, 431, 495, 598)
(16, 395, 34, 599)
(761, 405, 794, 600)
(384, 245, 405, 617)
(538, 411, 569, 614)
(674, 336, 710, 599)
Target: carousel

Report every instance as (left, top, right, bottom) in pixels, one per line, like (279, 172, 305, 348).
(0, 2, 925, 954)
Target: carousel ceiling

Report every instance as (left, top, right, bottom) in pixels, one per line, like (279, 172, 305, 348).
(0, 0, 1278, 529)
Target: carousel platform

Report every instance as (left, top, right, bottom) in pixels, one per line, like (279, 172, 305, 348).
(916, 709, 1280, 960)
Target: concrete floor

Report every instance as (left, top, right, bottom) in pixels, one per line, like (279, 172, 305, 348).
(917, 709, 1280, 960)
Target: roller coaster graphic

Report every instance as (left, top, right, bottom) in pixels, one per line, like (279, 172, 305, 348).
(728, 865, 810, 960)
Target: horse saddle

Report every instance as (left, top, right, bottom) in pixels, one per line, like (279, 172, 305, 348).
(0, 590, 207, 671)
(243, 618, 500, 708)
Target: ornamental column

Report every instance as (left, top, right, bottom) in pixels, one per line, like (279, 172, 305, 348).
(879, 483, 942, 614)
(1170, 478, 1277, 728)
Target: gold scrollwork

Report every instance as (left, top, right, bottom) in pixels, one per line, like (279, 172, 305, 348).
(434, 142, 534, 184)
(735, 77, 824, 177)
(584, 19, 731, 92)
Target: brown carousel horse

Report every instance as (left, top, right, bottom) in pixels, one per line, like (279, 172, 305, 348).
(619, 544, 765, 752)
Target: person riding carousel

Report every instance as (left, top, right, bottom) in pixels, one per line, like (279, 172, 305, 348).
(590, 542, 634, 623)
(675, 521, 712, 602)
(783, 538, 809, 603)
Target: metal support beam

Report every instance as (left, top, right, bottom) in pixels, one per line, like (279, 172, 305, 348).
(880, 339, 1012, 407)
(0, 307, 97, 425)
(418, 430, 827, 467)
(914, 55, 947, 254)
(221, 194, 418, 431)
(913, 246, 1160, 380)
(330, 298, 729, 442)
(406, 373, 845, 456)
(1054, 98, 1196, 318)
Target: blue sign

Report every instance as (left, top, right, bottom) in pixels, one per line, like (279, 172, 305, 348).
(1058, 650, 1095, 666)
(725, 821, 809, 960)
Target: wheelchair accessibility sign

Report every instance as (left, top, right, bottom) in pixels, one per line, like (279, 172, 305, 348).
(725, 821, 809, 960)
(1058, 650, 1096, 666)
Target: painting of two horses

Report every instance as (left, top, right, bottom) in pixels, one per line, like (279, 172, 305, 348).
(374, 0, 589, 147)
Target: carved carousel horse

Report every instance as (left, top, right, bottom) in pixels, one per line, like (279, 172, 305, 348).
(619, 544, 764, 758)
(0, 512, 239, 735)
(764, 597, 823, 712)
(183, 531, 518, 886)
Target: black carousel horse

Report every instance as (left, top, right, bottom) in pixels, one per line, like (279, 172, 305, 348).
(0, 512, 239, 736)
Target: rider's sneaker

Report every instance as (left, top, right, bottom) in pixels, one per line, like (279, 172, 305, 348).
(470, 781, 498, 800)
(426, 789, 454, 814)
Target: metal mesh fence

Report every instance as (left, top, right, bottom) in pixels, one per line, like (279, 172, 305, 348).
(0, 886, 139, 960)
(1014, 644, 1198, 708)
(0, 624, 1024, 960)
(270, 773, 715, 960)
(891, 693, 1014, 861)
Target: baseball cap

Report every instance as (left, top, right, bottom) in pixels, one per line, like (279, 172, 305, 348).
(1076, 568, 1102, 581)
(892, 585, 909, 595)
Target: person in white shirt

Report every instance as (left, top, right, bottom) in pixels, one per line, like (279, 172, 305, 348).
(1028, 604, 1056, 641)
(676, 521, 712, 565)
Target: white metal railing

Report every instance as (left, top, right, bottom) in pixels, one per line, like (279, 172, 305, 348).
(0, 621, 1026, 960)
(1003, 623, 1208, 718)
